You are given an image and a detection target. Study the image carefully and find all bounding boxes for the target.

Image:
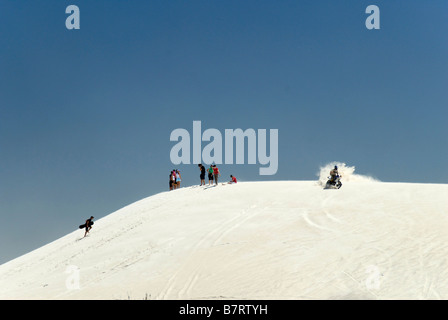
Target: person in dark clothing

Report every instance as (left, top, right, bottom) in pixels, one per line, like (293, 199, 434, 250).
(199, 164, 206, 186)
(84, 216, 94, 237)
(169, 172, 174, 190)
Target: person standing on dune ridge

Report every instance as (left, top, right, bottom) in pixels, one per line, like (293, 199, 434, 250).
(208, 165, 214, 185)
(213, 165, 220, 185)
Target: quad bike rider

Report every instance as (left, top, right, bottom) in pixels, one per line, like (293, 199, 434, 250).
(325, 165, 342, 189)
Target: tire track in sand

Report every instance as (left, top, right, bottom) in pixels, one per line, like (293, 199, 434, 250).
(301, 192, 343, 232)
(157, 205, 261, 299)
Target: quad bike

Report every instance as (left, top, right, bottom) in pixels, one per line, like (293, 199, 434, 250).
(325, 175, 342, 189)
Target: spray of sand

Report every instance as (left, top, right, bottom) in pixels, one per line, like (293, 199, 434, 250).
(317, 162, 379, 186)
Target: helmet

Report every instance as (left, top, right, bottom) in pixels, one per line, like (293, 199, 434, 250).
(334, 166, 338, 170)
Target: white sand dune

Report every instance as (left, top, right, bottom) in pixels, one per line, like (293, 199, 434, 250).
(0, 178, 447, 300)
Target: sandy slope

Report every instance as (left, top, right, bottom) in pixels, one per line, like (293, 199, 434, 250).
(0, 180, 447, 300)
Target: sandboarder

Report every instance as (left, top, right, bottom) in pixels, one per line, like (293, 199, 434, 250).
(79, 216, 94, 237)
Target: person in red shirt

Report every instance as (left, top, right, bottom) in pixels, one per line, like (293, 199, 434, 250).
(229, 175, 237, 184)
(213, 165, 220, 185)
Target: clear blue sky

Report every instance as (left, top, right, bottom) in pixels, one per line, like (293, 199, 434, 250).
(0, 0, 447, 264)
